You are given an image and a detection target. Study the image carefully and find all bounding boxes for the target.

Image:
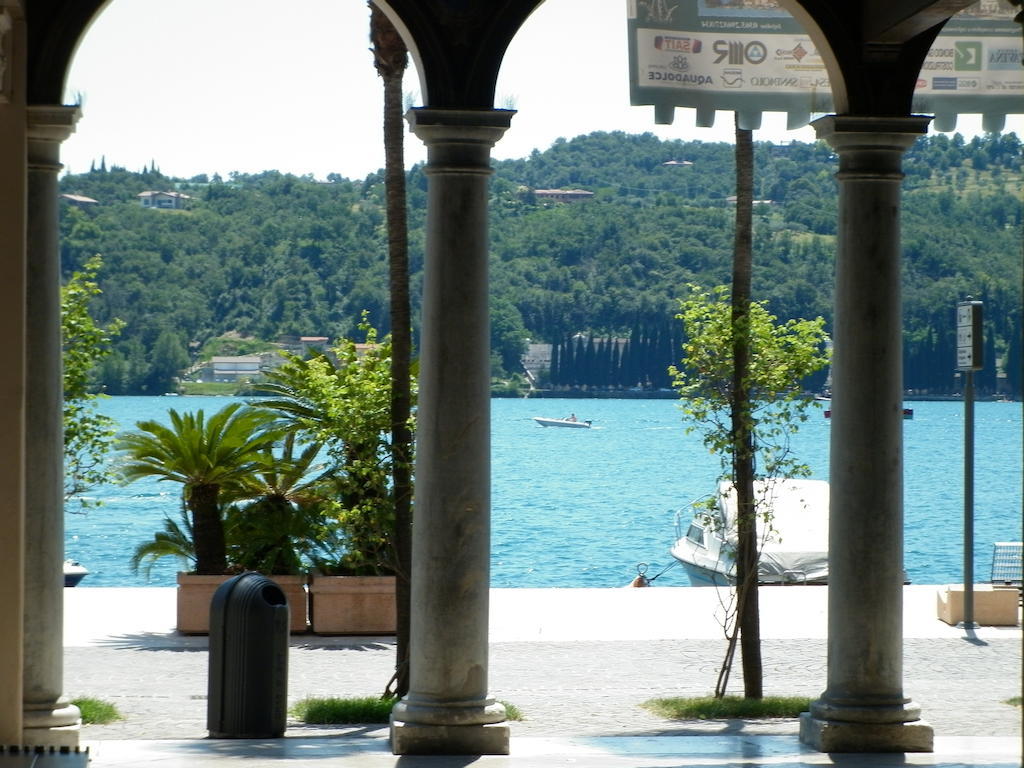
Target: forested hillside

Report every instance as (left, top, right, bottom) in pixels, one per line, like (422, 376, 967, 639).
(58, 131, 1023, 396)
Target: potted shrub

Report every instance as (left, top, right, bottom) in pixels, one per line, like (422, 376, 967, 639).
(121, 403, 309, 633)
(256, 322, 410, 634)
(222, 433, 329, 632)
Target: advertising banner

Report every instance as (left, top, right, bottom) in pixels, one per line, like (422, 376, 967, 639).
(627, 0, 1023, 131)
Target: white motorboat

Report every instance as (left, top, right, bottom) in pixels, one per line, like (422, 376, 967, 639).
(63, 560, 89, 587)
(671, 478, 829, 587)
(532, 416, 592, 428)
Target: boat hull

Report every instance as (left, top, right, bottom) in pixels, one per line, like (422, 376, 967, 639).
(532, 417, 591, 428)
(63, 561, 88, 587)
(671, 479, 831, 587)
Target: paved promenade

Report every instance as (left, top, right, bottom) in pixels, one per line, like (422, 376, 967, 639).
(61, 585, 1022, 767)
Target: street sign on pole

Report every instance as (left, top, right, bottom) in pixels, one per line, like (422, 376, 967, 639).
(956, 300, 983, 371)
(956, 299, 983, 630)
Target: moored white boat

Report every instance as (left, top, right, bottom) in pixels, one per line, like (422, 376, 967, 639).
(63, 560, 88, 587)
(671, 478, 830, 587)
(532, 416, 592, 428)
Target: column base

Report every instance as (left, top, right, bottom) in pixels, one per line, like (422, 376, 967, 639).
(23, 702, 81, 747)
(800, 712, 933, 753)
(390, 719, 510, 755)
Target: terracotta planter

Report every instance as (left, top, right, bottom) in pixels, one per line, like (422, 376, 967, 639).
(176, 572, 309, 634)
(309, 574, 397, 635)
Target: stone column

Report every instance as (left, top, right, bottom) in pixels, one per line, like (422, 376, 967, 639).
(800, 115, 932, 753)
(0, 6, 28, 746)
(390, 108, 513, 756)
(23, 104, 81, 747)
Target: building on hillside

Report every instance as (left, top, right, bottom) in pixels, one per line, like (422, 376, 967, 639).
(521, 343, 552, 384)
(726, 195, 774, 205)
(137, 190, 191, 209)
(299, 335, 330, 354)
(278, 334, 332, 357)
(59, 193, 98, 207)
(198, 355, 263, 382)
(533, 188, 594, 203)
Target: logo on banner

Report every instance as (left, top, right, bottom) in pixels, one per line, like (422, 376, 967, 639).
(669, 55, 690, 71)
(954, 42, 982, 71)
(775, 41, 810, 62)
(721, 68, 744, 87)
(655, 35, 703, 53)
(987, 48, 1021, 70)
(713, 40, 767, 65)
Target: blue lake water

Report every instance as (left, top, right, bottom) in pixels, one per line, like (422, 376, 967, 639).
(65, 396, 1022, 588)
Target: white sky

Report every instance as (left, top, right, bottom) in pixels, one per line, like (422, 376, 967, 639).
(61, 0, 1022, 181)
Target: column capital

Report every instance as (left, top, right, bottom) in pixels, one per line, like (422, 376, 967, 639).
(812, 115, 931, 178)
(407, 108, 513, 173)
(26, 105, 80, 171)
(26, 105, 80, 143)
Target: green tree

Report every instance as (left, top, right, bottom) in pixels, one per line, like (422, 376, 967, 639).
(119, 403, 281, 574)
(670, 284, 829, 696)
(146, 328, 191, 393)
(62, 254, 124, 506)
(256, 320, 414, 576)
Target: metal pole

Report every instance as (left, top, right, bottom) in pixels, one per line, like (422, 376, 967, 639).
(963, 369, 975, 629)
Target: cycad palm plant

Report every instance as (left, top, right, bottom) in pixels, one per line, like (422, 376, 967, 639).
(225, 433, 328, 575)
(119, 403, 280, 575)
(130, 506, 195, 576)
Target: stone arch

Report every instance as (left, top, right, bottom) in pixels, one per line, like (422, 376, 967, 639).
(376, 0, 538, 108)
(26, 0, 106, 103)
(782, 0, 946, 116)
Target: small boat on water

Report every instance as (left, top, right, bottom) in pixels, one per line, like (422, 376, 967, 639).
(532, 416, 592, 428)
(63, 560, 88, 587)
(671, 478, 830, 587)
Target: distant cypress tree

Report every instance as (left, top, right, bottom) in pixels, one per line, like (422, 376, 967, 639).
(596, 337, 610, 388)
(573, 335, 586, 387)
(584, 335, 596, 387)
(1005, 312, 1021, 398)
(609, 339, 620, 389)
(550, 341, 561, 387)
(561, 334, 575, 387)
(617, 337, 630, 389)
(981, 327, 997, 394)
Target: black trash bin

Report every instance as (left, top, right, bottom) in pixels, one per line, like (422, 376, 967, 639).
(207, 572, 289, 738)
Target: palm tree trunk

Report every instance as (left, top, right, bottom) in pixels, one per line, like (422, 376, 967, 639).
(731, 120, 762, 700)
(189, 483, 227, 575)
(370, 2, 412, 700)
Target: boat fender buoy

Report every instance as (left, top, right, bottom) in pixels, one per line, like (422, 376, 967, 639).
(629, 563, 651, 587)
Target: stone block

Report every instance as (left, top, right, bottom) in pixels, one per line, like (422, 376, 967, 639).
(309, 575, 396, 635)
(390, 721, 510, 755)
(800, 713, 934, 752)
(936, 584, 1020, 626)
(177, 573, 308, 634)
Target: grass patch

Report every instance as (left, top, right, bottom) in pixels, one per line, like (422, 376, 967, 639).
(72, 697, 122, 725)
(290, 696, 524, 725)
(291, 696, 395, 724)
(177, 381, 244, 396)
(500, 701, 524, 721)
(643, 695, 812, 720)
(1006, 696, 1021, 707)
